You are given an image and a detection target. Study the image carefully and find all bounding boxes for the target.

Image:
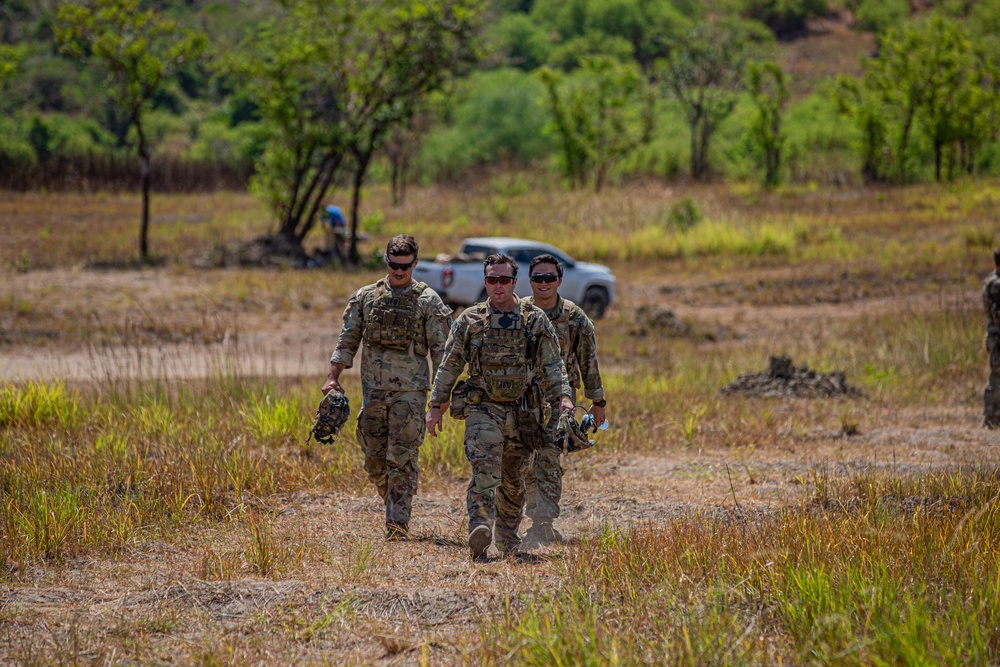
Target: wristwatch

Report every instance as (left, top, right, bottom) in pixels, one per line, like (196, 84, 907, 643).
(592, 398, 607, 408)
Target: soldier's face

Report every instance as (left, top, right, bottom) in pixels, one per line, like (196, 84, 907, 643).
(386, 253, 416, 288)
(484, 263, 517, 308)
(529, 262, 562, 300)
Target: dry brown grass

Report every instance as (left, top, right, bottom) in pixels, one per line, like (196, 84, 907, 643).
(2, 179, 998, 664)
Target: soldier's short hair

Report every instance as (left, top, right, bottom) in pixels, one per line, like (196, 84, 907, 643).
(387, 234, 418, 259)
(484, 253, 518, 277)
(529, 253, 563, 278)
(994, 248, 1000, 269)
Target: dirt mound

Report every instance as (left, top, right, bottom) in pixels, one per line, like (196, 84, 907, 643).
(631, 306, 734, 341)
(720, 355, 864, 398)
(199, 234, 310, 268)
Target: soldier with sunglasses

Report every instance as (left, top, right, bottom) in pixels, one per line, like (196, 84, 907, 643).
(323, 234, 453, 541)
(521, 253, 606, 544)
(427, 253, 573, 560)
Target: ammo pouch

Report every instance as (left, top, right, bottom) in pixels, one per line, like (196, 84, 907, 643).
(517, 406, 546, 451)
(517, 383, 546, 450)
(449, 380, 486, 420)
(450, 380, 470, 420)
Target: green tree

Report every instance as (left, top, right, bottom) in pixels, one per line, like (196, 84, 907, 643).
(746, 61, 788, 187)
(834, 75, 890, 184)
(55, 0, 207, 262)
(0, 43, 26, 90)
(911, 18, 1000, 181)
(660, 20, 761, 181)
(845, 15, 999, 183)
(539, 55, 654, 191)
(226, 0, 481, 262)
(738, 0, 828, 36)
(854, 0, 908, 35)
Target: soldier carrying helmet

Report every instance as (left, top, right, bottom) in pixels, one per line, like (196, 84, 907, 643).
(323, 234, 453, 540)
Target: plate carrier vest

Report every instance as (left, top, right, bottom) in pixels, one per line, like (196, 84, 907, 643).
(363, 279, 430, 355)
(469, 301, 534, 402)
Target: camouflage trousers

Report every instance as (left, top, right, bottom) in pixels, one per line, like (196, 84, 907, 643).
(356, 390, 427, 525)
(464, 402, 531, 552)
(524, 412, 562, 521)
(985, 333, 1000, 428)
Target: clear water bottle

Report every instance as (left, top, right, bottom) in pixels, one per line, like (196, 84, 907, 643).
(581, 414, 610, 433)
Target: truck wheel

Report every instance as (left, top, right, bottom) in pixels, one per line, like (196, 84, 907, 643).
(581, 286, 609, 320)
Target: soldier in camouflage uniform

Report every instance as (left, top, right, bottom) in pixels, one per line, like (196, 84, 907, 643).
(427, 253, 572, 560)
(521, 254, 606, 544)
(323, 234, 453, 540)
(983, 249, 1000, 428)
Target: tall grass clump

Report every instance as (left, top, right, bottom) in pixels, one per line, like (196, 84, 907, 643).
(478, 466, 1000, 665)
(0, 375, 370, 570)
(0, 381, 82, 429)
(242, 390, 307, 447)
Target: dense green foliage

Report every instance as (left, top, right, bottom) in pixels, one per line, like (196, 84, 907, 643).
(4, 0, 1000, 196)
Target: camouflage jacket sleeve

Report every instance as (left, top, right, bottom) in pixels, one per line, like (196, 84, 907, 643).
(984, 275, 1000, 329)
(421, 288, 454, 378)
(330, 286, 368, 367)
(530, 309, 571, 404)
(573, 311, 605, 401)
(429, 313, 471, 404)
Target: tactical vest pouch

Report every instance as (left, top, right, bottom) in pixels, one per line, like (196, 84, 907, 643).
(517, 406, 546, 451)
(364, 282, 424, 351)
(481, 327, 528, 402)
(450, 380, 470, 420)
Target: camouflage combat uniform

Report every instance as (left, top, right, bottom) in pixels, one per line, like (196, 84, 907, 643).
(983, 270, 1000, 427)
(430, 300, 570, 554)
(521, 295, 604, 524)
(331, 278, 452, 528)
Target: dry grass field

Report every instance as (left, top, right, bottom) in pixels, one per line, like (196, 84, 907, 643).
(2, 178, 999, 664)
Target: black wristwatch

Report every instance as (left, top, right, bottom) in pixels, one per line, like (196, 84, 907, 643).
(592, 398, 607, 408)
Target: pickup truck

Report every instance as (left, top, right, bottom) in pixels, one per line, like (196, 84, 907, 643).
(412, 237, 616, 319)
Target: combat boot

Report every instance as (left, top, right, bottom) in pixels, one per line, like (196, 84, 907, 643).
(468, 524, 492, 560)
(524, 520, 564, 545)
(386, 521, 409, 541)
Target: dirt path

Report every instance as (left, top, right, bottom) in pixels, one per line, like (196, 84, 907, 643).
(3, 418, 997, 663)
(0, 267, 976, 381)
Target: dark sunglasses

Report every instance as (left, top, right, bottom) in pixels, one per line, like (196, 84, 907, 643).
(530, 273, 559, 284)
(484, 276, 514, 285)
(386, 258, 416, 271)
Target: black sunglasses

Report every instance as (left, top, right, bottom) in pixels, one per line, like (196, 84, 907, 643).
(484, 276, 514, 285)
(530, 273, 559, 284)
(386, 258, 416, 271)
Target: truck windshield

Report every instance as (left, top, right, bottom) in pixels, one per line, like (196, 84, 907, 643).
(459, 244, 496, 261)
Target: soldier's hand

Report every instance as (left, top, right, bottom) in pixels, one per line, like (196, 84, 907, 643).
(558, 395, 574, 415)
(589, 404, 606, 429)
(322, 363, 346, 395)
(426, 406, 444, 437)
(321, 377, 345, 396)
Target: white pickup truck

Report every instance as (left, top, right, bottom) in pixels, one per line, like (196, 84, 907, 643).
(413, 237, 616, 319)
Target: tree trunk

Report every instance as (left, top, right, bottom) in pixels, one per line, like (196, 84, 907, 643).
(689, 115, 700, 181)
(135, 118, 151, 262)
(897, 108, 914, 183)
(399, 155, 408, 205)
(390, 156, 400, 206)
(348, 153, 371, 264)
(934, 140, 942, 182)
